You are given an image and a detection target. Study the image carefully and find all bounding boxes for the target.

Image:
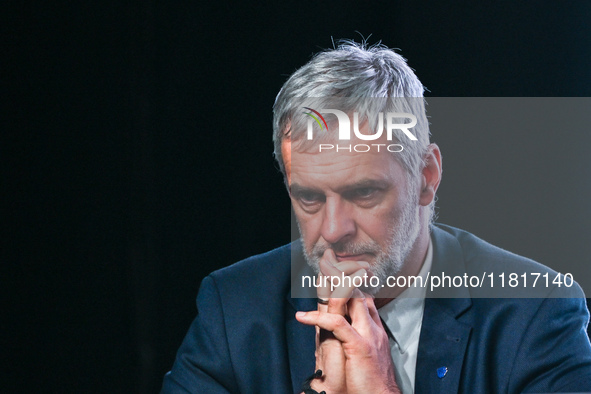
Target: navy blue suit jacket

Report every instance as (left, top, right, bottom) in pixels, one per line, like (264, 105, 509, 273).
(162, 225, 591, 393)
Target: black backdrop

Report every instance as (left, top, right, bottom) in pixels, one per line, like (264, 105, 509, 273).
(4, 1, 591, 392)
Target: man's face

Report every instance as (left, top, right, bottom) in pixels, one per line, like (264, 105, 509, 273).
(282, 138, 422, 294)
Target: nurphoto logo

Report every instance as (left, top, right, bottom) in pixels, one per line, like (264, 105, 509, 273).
(303, 107, 417, 153)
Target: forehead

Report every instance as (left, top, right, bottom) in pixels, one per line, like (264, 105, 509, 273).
(286, 140, 408, 189)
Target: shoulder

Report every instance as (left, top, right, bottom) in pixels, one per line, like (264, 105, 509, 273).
(162, 243, 299, 393)
(210, 242, 292, 282)
(197, 242, 296, 315)
(431, 223, 585, 298)
(430, 225, 591, 392)
(433, 223, 555, 274)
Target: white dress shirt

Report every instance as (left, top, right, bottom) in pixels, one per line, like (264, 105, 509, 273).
(377, 238, 433, 394)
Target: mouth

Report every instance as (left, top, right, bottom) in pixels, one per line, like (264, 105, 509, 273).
(334, 253, 372, 263)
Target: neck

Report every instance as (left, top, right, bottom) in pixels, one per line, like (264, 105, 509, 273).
(374, 216, 431, 309)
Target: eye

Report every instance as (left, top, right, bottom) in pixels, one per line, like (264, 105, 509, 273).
(342, 186, 385, 208)
(298, 191, 325, 205)
(290, 188, 326, 210)
(349, 187, 377, 199)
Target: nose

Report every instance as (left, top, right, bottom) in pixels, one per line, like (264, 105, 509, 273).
(320, 196, 356, 245)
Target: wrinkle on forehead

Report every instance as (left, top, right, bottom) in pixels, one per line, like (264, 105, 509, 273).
(289, 145, 406, 190)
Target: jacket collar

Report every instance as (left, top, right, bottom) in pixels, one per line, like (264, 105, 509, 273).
(285, 240, 317, 393)
(415, 225, 473, 393)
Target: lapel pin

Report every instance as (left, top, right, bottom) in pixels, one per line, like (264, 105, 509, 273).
(437, 366, 448, 379)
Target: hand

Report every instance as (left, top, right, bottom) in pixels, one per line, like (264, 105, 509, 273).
(297, 289, 400, 394)
(310, 249, 369, 393)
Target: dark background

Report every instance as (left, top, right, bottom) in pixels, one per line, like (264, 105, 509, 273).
(4, 1, 591, 392)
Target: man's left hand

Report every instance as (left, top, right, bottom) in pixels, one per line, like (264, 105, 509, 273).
(296, 290, 400, 394)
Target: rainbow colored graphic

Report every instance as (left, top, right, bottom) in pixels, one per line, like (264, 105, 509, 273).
(303, 107, 328, 131)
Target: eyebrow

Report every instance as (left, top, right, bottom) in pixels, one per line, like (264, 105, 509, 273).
(289, 183, 322, 196)
(289, 179, 391, 196)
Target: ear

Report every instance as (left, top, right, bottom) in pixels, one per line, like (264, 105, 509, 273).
(281, 138, 292, 186)
(419, 143, 442, 207)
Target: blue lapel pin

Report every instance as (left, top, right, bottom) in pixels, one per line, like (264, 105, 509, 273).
(437, 366, 448, 379)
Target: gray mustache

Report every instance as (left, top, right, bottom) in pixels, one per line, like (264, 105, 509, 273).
(311, 242, 380, 258)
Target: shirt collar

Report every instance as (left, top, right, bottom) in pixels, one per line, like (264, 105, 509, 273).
(378, 237, 433, 353)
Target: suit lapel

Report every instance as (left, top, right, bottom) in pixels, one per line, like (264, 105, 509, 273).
(415, 227, 473, 393)
(415, 298, 472, 393)
(285, 296, 316, 394)
(286, 243, 317, 393)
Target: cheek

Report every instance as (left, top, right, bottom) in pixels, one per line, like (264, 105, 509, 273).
(355, 199, 405, 243)
(292, 208, 320, 242)
(355, 214, 390, 244)
(300, 216, 321, 238)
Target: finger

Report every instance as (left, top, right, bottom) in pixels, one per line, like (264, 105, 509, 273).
(347, 290, 374, 333)
(347, 290, 383, 331)
(324, 264, 356, 316)
(316, 323, 337, 348)
(314, 323, 347, 392)
(317, 274, 330, 308)
(318, 250, 370, 302)
(315, 338, 347, 392)
(364, 293, 383, 327)
(317, 249, 369, 318)
(330, 268, 367, 299)
(332, 260, 371, 274)
(319, 250, 369, 277)
(318, 250, 340, 277)
(296, 311, 359, 344)
(316, 325, 339, 349)
(326, 297, 348, 317)
(317, 250, 338, 302)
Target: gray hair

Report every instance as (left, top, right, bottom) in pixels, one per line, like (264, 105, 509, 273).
(272, 40, 431, 179)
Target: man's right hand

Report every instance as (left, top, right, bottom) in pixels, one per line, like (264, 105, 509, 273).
(308, 249, 369, 393)
(298, 290, 400, 394)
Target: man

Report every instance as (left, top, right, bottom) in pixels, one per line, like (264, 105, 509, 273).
(162, 41, 591, 393)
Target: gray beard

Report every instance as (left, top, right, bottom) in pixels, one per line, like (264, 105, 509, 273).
(300, 190, 421, 296)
